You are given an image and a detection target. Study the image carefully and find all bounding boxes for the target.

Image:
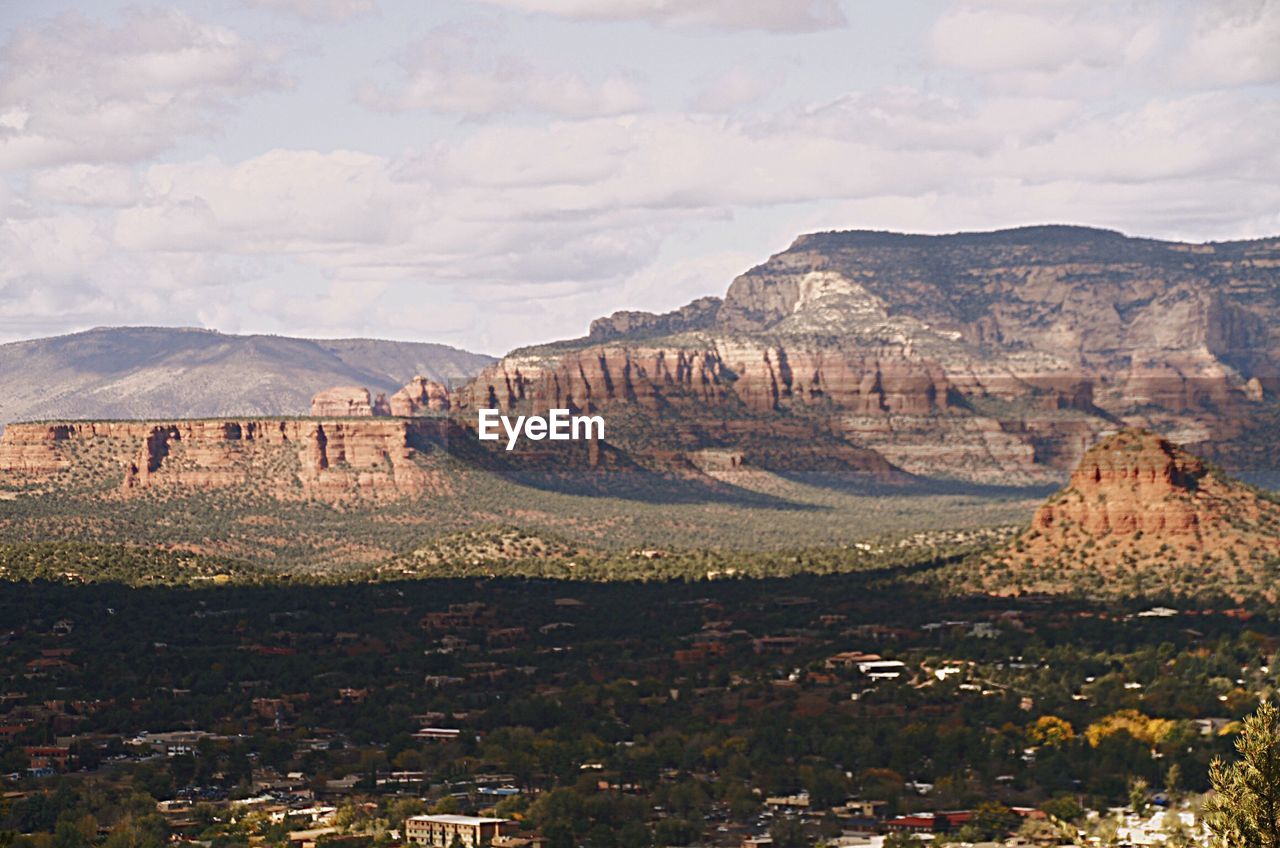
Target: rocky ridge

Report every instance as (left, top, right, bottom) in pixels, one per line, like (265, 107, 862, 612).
(5, 226, 1280, 493)
(457, 226, 1280, 484)
(0, 418, 456, 502)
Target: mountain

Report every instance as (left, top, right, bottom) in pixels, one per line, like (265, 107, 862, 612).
(963, 429, 1280, 598)
(457, 225, 1280, 484)
(0, 326, 495, 427)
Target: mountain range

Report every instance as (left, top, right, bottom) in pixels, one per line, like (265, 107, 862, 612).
(3, 224, 1280, 494)
(0, 326, 495, 429)
(459, 224, 1280, 484)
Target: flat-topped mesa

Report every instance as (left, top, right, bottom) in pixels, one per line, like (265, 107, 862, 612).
(461, 225, 1280, 483)
(310, 386, 390, 417)
(0, 418, 452, 503)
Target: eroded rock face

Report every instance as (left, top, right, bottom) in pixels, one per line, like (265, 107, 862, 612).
(460, 226, 1280, 483)
(310, 386, 383, 417)
(1032, 430, 1213, 537)
(388, 377, 451, 416)
(964, 428, 1280, 597)
(455, 347, 731, 414)
(1003, 429, 1280, 575)
(1, 418, 452, 503)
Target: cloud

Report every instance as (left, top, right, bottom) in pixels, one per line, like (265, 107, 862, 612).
(2, 1, 1278, 352)
(690, 66, 778, 112)
(357, 29, 645, 116)
(30, 164, 142, 207)
(473, 0, 847, 32)
(1183, 0, 1280, 86)
(930, 4, 1155, 75)
(0, 211, 242, 339)
(0, 8, 287, 170)
(242, 0, 378, 22)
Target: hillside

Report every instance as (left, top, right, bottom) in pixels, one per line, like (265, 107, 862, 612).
(957, 429, 1280, 598)
(0, 326, 495, 427)
(465, 225, 1280, 485)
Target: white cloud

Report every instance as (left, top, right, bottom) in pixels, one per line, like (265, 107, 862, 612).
(690, 66, 778, 112)
(2, 1, 1278, 351)
(0, 9, 287, 170)
(474, 0, 846, 32)
(930, 4, 1155, 75)
(30, 164, 142, 207)
(1183, 0, 1280, 86)
(243, 0, 378, 22)
(357, 29, 645, 116)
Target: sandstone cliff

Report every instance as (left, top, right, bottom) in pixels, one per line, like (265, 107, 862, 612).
(970, 429, 1280, 597)
(0, 418, 454, 503)
(310, 386, 390, 417)
(462, 226, 1280, 484)
(388, 376, 451, 416)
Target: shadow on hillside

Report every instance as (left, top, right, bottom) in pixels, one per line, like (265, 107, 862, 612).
(483, 469, 823, 510)
(770, 470, 1058, 500)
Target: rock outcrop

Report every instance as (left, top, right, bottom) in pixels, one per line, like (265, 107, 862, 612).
(388, 377, 451, 416)
(972, 429, 1280, 597)
(0, 418, 454, 503)
(310, 386, 389, 417)
(8, 226, 1280, 489)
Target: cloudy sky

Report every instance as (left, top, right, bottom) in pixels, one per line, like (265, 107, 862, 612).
(1, 0, 1278, 354)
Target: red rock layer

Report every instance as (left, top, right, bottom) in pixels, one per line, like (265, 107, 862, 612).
(1032, 430, 1213, 537)
(389, 377, 451, 415)
(0, 419, 452, 503)
(310, 386, 390, 417)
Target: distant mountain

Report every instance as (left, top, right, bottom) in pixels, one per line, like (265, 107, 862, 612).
(0, 326, 495, 427)
(966, 429, 1280, 598)
(463, 225, 1280, 484)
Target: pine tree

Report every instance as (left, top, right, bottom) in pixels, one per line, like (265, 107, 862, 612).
(1205, 701, 1280, 848)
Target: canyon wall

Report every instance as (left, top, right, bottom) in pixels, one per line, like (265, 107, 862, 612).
(455, 226, 1280, 483)
(0, 418, 455, 502)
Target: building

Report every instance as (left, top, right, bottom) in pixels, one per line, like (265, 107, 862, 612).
(413, 727, 462, 741)
(405, 815, 509, 847)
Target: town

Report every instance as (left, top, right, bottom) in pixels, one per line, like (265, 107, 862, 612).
(0, 574, 1260, 848)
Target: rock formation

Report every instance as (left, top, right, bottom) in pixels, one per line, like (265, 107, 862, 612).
(457, 226, 1280, 484)
(310, 386, 389, 417)
(389, 376, 451, 415)
(7, 226, 1280, 489)
(972, 429, 1280, 597)
(0, 418, 455, 503)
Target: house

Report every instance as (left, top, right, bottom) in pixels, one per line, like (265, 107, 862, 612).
(825, 651, 882, 670)
(857, 660, 908, 680)
(405, 815, 509, 847)
(23, 747, 70, 771)
(833, 800, 887, 822)
(764, 792, 810, 809)
(413, 727, 462, 741)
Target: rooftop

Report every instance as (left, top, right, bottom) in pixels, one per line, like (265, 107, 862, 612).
(407, 815, 508, 826)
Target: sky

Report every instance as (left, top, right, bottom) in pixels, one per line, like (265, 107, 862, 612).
(1, 0, 1278, 355)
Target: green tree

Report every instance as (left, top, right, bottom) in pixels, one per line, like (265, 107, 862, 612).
(769, 816, 806, 848)
(1206, 701, 1280, 848)
(1129, 777, 1150, 815)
